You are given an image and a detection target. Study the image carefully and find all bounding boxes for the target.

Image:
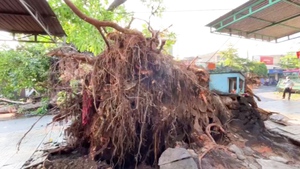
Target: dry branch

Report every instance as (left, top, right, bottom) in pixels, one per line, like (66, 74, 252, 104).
(47, 49, 96, 64)
(97, 27, 110, 50)
(0, 102, 43, 114)
(17, 114, 46, 151)
(0, 98, 28, 105)
(0, 106, 16, 114)
(107, 0, 127, 11)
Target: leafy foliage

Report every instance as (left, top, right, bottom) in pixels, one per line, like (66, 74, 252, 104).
(218, 45, 267, 77)
(32, 98, 50, 115)
(219, 45, 248, 70)
(0, 44, 50, 98)
(49, 0, 131, 55)
(49, 0, 176, 55)
(248, 62, 268, 77)
(279, 52, 300, 69)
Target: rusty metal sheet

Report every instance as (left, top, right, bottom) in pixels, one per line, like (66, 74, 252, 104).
(0, 0, 65, 37)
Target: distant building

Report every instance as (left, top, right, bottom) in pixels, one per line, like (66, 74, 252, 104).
(252, 55, 284, 80)
(181, 52, 221, 70)
(209, 71, 246, 94)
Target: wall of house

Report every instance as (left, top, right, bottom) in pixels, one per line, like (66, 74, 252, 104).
(209, 73, 245, 93)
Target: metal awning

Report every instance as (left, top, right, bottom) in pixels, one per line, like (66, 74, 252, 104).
(206, 0, 300, 43)
(0, 0, 65, 43)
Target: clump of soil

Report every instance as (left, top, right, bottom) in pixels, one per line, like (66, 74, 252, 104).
(45, 151, 98, 169)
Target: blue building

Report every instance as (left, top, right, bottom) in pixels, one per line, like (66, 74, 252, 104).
(209, 71, 246, 94)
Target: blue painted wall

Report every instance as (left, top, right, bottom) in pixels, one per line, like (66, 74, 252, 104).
(209, 73, 245, 94)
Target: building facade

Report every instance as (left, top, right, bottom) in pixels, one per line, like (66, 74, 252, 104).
(252, 55, 284, 80)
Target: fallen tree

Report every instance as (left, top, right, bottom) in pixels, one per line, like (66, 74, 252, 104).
(0, 101, 44, 114)
(42, 1, 300, 169)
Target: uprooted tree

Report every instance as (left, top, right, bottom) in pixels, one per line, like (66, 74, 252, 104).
(47, 0, 300, 168)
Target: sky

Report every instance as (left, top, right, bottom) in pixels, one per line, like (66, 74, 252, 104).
(1, 0, 300, 59)
(124, 0, 300, 59)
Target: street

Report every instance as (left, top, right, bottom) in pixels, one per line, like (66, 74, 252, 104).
(0, 86, 298, 168)
(0, 115, 63, 169)
(253, 86, 300, 120)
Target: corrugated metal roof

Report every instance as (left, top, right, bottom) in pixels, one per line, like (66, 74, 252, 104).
(206, 0, 300, 42)
(0, 0, 65, 37)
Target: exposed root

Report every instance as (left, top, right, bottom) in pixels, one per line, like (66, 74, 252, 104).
(44, 1, 274, 168)
(17, 115, 46, 151)
(205, 123, 226, 144)
(198, 145, 227, 169)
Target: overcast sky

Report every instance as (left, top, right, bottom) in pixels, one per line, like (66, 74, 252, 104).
(1, 0, 300, 59)
(124, 0, 300, 59)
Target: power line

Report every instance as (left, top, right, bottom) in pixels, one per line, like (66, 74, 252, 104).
(207, 37, 231, 62)
(146, 9, 232, 12)
(117, 8, 232, 14)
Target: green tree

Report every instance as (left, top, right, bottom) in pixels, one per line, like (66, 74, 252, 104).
(218, 45, 267, 77)
(279, 52, 300, 69)
(49, 0, 175, 55)
(0, 44, 50, 98)
(219, 45, 246, 70)
(49, 0, 131, 55)
(248, 61, 268, 77)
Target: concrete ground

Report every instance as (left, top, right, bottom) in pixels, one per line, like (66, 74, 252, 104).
(253, 86, 300, 120)
(0, 115, 64, 169)
(0, 86, 298, 169)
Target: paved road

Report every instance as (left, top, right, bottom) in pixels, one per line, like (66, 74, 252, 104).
(0, 116, 57, 169)
(253, 86, 300, 120)
(0, 86, 298, 168)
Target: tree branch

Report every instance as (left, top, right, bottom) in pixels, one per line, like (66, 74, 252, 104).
(98, 27, 110, 50)
(47, 49, 96, 64)
(126, 17, 135, 29)
(0, 98, 28, 105)
(107, 0, 127, 11)
(63, 0, 142, 36)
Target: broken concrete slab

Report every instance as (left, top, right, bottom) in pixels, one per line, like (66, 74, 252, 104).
(243, 147, 255, 156)
(159, 157, 198, 169)
(158, 148, 191, 165)
(264, 120, 300, 144)
(278, 125, 300, 135)
(229, 144, 246, 160)
(269, 113, 300, 126)
(159, 148, 198, 169)
(269, 156, 289, 164)
(256, 159, 298, 169)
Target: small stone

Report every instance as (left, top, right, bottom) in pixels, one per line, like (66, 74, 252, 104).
(229, 144, 240, 153)
(243, 147, 255, 156)
(231, 154, 237, 159)
(229, 144, 246, 160)
(187, 149, 200, 168)
(158, 148, 191, 165)
(187, 149, 197, 157)
(160, 158, 199, 169)
(269, 156, 289, 164)
(256, 159, 298, 169)
(237, 154, 246, 160)
(249, 163, 258, 169)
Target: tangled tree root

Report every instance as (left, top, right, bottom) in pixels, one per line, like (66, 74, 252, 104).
(46, 0, 289, 168)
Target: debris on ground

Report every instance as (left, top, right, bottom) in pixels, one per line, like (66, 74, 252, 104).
(22, 0, 300, 168)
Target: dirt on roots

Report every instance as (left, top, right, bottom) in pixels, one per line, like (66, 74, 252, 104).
(41, 1, 300, 168)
